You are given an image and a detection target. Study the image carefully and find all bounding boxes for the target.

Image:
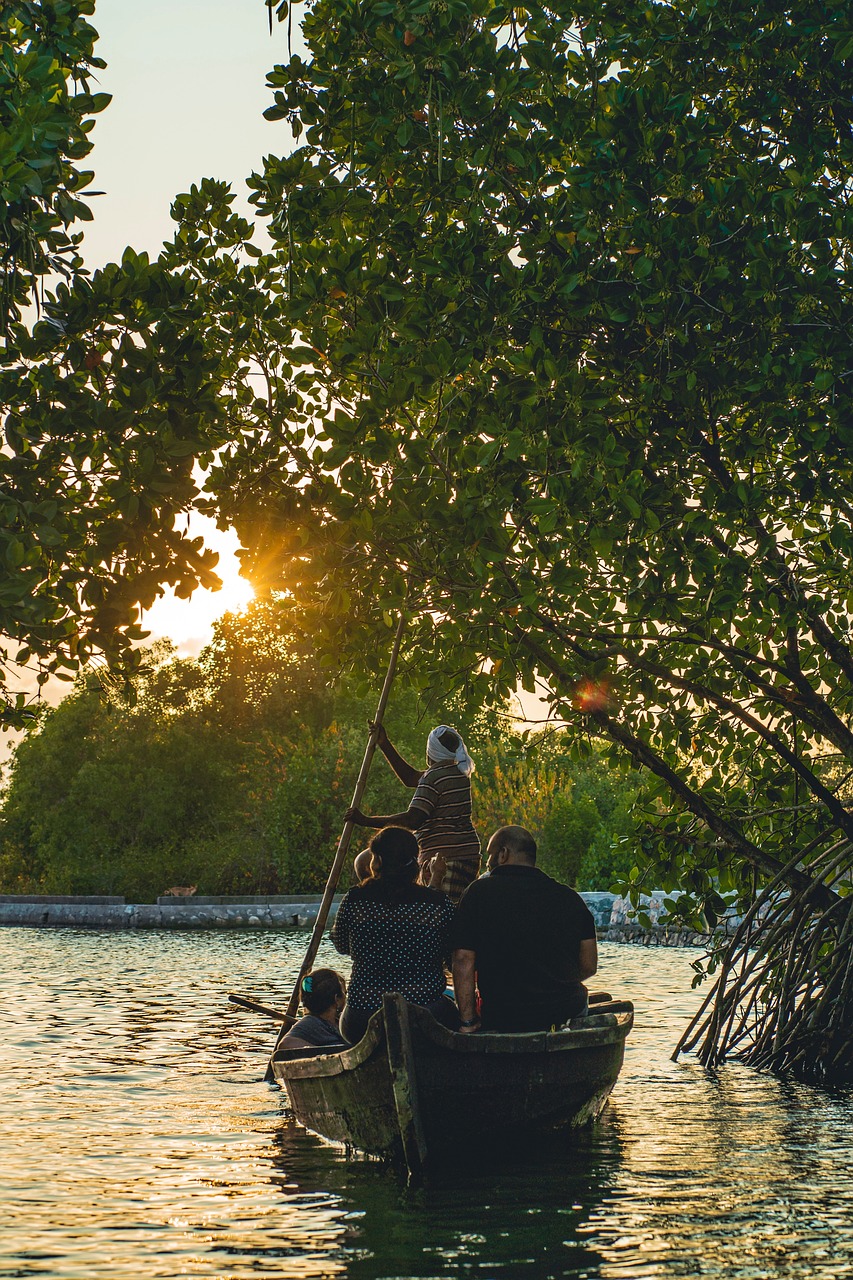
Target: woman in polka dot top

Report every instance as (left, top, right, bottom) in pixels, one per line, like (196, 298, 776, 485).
(331, 825, 458, 1044)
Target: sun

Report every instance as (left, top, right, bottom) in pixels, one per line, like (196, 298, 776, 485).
(141, 517, 255, 657)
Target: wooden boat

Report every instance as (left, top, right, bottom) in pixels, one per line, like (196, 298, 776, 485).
(271, 991, 634, 1180)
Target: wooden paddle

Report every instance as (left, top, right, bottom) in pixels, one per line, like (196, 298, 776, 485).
(264, 614, 406, 1080)
(229, 993, 290, 1021)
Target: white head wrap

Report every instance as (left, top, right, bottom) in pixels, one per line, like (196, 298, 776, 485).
(426, 725, 475, 777)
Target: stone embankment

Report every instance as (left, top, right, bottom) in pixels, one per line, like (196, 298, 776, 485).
(0, 889, 715, 945)
(599, 922, 712, 947)
(0, 894, 342, 930)
(582, 891, 715, 947)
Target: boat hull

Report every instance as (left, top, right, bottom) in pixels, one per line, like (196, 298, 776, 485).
(272, 995, 633, 1171)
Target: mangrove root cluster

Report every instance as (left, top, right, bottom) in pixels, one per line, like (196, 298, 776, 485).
(673, 841, 853, 1087)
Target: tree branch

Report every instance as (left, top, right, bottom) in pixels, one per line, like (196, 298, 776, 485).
(513, 624, 838, 906)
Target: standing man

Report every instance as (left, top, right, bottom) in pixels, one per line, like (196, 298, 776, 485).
(451, 825, 597, 1034)
(345, 723, 481, 904)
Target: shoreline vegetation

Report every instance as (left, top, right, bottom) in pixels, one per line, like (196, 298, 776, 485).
(0, 603, 641, 906)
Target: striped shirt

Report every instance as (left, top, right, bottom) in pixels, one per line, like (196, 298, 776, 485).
(410, 764, 481, 861)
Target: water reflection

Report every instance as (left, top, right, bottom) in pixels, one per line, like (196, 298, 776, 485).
(269, 1118, 622, 1279)
(0, 930, 851, 1279)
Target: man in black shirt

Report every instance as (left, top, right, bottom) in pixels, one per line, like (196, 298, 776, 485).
(451, 825, 598, 1034)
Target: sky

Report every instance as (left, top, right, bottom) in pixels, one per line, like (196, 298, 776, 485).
(83, 0, 299, 655)
(85, 0, 292, 269)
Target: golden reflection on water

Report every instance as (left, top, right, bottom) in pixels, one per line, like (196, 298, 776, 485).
(0, 929, 851, 1279)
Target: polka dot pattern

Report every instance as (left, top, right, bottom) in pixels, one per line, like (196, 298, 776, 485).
(330, 886, 455, 1012)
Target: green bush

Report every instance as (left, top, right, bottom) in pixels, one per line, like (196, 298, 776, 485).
(539, 794, 600, 886)
(473, 733, 640, 887)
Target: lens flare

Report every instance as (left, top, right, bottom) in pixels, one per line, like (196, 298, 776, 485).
(571, 678, 613, 713)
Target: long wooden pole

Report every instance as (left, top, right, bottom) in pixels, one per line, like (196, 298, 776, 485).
(266, 614, 406, 1075)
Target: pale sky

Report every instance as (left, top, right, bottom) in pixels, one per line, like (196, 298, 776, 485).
(85, 0, 294, 268)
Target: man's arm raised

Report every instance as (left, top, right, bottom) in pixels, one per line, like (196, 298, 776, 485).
(370, 722, 423, 789)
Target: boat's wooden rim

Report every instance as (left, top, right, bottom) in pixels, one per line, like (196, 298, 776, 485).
(272, 999, 634, 1081)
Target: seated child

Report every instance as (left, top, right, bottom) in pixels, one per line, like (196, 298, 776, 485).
(353, 848, 374, 885)
(278, 968, 348, 1051)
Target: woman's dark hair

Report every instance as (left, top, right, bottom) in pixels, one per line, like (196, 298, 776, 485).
(366, 826, 420, 899)
(300, 967, 346, 1014)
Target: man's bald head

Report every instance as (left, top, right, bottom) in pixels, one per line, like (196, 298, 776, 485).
(486, 825, 537, 871)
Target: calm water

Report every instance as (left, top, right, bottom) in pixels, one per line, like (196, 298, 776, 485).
(1, 929, 851, 1280)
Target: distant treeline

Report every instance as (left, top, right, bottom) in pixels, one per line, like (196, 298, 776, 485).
(0, 602, 640, 901)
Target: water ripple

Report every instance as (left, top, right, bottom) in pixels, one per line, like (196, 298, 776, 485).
(0, 929, 850, 1278)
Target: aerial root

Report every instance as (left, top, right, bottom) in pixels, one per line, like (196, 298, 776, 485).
(672, 838, 853, 1087)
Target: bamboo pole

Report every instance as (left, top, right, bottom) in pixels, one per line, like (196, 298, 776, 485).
(265, 614, 406, 1078)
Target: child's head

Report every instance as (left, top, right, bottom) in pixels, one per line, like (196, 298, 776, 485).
(300, 968, 346, 1015)
(353, 848, 374, 884)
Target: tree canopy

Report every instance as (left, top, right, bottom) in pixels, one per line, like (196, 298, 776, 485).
(197, 0, 853, 912)
(0, 4, 254, 726)
(173, 0, 853, 1079)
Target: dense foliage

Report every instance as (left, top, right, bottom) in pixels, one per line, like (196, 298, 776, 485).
(0, 601, 637, 899)
(1, 0, 105, 332)
(0, 4, 253, 727)
(181, 0, 853, 933)
(475, 733, 637, 888)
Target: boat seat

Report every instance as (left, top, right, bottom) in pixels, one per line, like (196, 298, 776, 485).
(273, 1043, 345, 1062)
(566, 999, 634, 1028)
